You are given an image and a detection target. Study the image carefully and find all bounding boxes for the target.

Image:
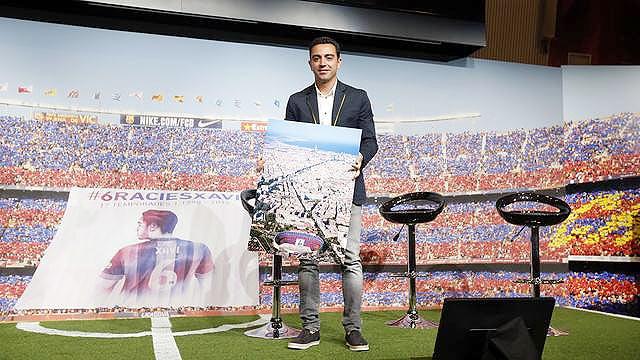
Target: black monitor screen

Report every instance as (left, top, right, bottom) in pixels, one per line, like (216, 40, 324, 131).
(433, 297, 555, 360)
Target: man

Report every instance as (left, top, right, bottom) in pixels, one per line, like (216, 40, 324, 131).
(284, 36, 378, 351)
(99, 209, 214, 305)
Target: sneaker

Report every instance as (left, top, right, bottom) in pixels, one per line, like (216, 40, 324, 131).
(345, 330, 369, 351)
(287, 329, 320, 350)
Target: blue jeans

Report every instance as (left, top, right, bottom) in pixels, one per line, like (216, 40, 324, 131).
(298, 205, 363, 333)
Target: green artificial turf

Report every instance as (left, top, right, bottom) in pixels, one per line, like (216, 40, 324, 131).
(0, 308, 638, 360)
(0, 321, 154, 360)
(44, 317, 151, 334)
(543, 308, 640, 360)
(170, 314, 260, 333)
(174, 310, 442, 360)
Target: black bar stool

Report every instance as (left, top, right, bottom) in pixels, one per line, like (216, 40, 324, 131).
(241, 189, 300, 339)
(379, 192, 445, 329)
(496, 192, 571, 336)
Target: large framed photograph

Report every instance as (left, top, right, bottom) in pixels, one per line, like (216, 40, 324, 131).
(248, 120, 362, 264)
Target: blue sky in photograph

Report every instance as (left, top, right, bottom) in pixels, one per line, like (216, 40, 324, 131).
(265, 120, 360, 155)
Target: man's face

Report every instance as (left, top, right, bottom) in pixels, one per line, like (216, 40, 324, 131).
(136, 217, 151, 240)
(309, 43, 341, 85)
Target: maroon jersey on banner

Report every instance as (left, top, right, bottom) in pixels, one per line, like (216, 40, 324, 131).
(100, 238, 213, 296)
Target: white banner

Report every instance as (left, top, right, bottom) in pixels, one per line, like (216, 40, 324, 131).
(16, 188, 258, 309)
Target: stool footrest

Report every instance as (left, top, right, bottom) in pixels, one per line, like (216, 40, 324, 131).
(264, 280, 298, 287)
(388, 272, 430, 279)
(513, 278, 564, 285)
(541, 279, 564, 284)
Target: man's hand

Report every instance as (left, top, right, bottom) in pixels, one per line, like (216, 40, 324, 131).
(349, 153, 364, 180)
(256, 157, 265, 173)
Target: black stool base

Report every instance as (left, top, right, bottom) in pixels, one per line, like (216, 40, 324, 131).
(244, 318, 300, 339)
(386, 312, 438, 329)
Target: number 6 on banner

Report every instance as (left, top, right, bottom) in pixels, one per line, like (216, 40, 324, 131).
(148, 259, 178, 291)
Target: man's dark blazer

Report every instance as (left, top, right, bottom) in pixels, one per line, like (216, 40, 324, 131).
(285, 80, 378, 206)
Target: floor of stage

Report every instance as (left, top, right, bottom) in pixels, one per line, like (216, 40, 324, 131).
(1, 307, 638, 359)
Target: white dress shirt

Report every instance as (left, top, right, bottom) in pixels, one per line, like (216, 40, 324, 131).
(315, 80, 337, 126)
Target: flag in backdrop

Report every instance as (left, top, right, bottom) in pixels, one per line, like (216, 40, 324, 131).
(18, 85, 33, 94)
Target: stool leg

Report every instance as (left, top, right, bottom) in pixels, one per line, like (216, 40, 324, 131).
(271, 254, 283, 337)
(530, 226, 541, 298)
(386, 224, 438, 329)
(408, 224, 417, 317)
(528, 226, 568, 336)
(244, 254, 300, 339)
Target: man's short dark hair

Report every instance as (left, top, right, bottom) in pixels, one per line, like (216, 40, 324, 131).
(309, 36, 341, 58)
(142, 209, 178, 234)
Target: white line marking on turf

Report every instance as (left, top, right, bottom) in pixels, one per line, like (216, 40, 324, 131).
(15, 314, 270, 338)
(16, 315, 270, 360)
(16, 322, 151, 338)
(172, 314, 269, 336)
(563, 306, 640, 321)
(151, 316, 182, 360)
